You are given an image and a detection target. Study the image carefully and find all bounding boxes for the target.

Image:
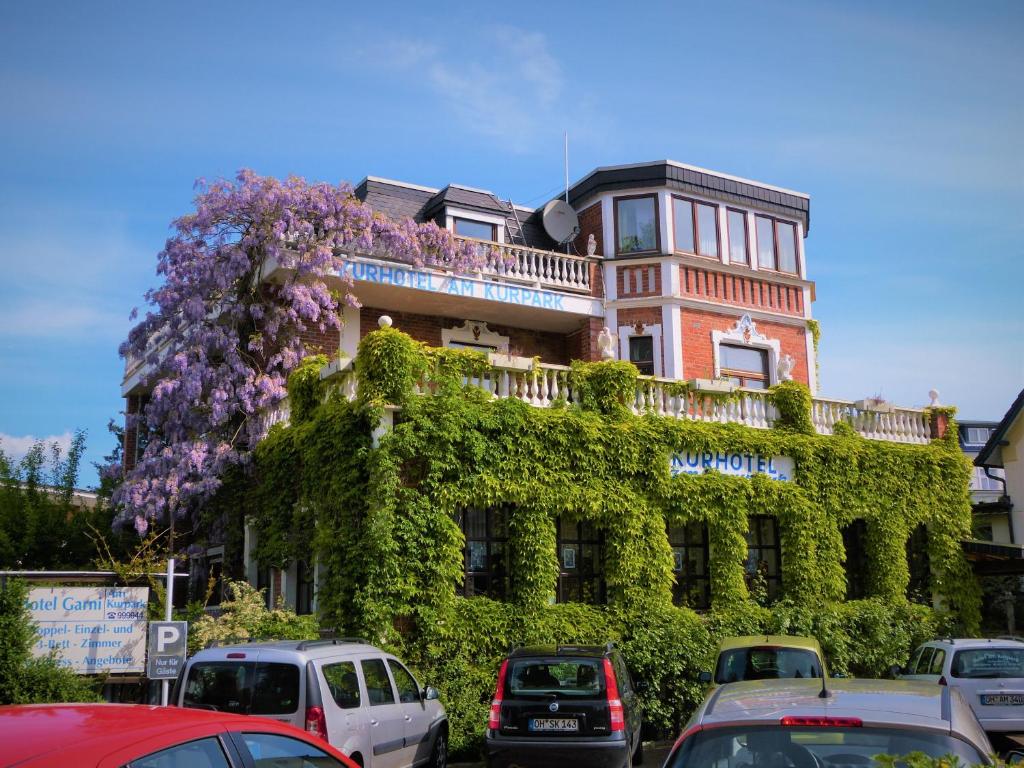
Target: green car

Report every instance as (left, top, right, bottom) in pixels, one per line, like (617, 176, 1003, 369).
(700, 635, 828, 685)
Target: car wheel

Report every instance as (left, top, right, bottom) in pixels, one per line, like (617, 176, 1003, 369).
(430, 729, 447, 768)
(632, 739, 645, 765)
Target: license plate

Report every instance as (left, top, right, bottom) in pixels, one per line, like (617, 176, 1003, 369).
(529, 718, 579, 732)
(980, 694, 1024, 706)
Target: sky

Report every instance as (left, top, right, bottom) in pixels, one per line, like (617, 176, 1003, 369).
(0, 0, 1021, 487)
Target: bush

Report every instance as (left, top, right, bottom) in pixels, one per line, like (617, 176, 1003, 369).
(0, 579, 100, 704)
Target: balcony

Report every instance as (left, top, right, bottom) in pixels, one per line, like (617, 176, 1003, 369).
(454, 236, 596, 294)
(254, 360, 933, 446)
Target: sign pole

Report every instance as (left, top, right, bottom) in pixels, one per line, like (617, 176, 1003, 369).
(160, 555, 174, 706)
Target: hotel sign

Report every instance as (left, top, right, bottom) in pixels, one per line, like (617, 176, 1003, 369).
(337, 259, 602, 316)
(670, 451, 794, 482)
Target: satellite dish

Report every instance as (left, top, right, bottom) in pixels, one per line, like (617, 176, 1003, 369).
(542, 200, 581, 245)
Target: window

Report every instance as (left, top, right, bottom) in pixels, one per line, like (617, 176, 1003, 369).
(183, 662, 300, 715)
(720, 343, 770, 389)
(508, 658, 604, 696)
(672, 197, 719, 258)
(296, 559, 314, 616)
(841, 520, 869, 600)
(966, 426, 993, 444)
(240, 733, 347, 768)
(912, 647, 936, 675)
(755, 214, 800, 274)
(907, 523, 931, 605)
(360, 658, 396, 705)
(129, 737, 230, 768)
(952, 648, 1024, 678)
(460, 505, 510, 600)
(615, 195, 659, 254)
(928, 648, 946, 675)
(727, 209, 748, 264)
(628, 335, 655, 376)
(668, 522, 710, 609)
(745, 515, 781, 602)
(453, 217, 496, 241)
(971, 466, 1005, 492)
(322, 661, 361, 709)
(558, 518, 605, 604)
(714, 647, 822, 684)
(387, 659, 421, 703)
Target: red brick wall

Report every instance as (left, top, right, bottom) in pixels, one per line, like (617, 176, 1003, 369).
(617, 264, 662, 298)
(297, 323, 342, 356)
(680, 308, 809, 385)
(573, 203, 604, 299)
(567, 317, 606, 363)
(360, 307, 572, 365)
(678, 265, 804, 317)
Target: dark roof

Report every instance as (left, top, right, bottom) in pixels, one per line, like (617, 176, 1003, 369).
(958, 420, 1000, 450)
(353, 177, 559, 251)
(566, 160, 811, 233)
(976, 388, 1024, 467)
(509, 644, 612, 659)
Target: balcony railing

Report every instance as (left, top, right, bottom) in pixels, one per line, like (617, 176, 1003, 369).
(455, 237, 595, 294)
(253, 361, 933, 446)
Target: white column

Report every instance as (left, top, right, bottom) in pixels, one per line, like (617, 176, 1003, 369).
(747, 212, 759, 272)
(340, 304, 360, 360)
(718, 206, 729, 265)
(601, 195, 616, 259)
(804, 324, 818, 394)
(243, 519, 257, 586)
(604, 261, 618, 301)
(662, 305, 682, 379)
(660, 191, 673, 255)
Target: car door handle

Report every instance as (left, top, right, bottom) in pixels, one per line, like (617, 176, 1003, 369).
(370, 718, 379, 726)
(404, 715, 412, 721)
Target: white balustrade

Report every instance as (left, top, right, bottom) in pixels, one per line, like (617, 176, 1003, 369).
(254, 362, 933, 446)
(460, 238, 595, 294)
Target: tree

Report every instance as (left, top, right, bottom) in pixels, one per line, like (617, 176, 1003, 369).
(0, 579, 100, 704)
(114, 170, 487, 535)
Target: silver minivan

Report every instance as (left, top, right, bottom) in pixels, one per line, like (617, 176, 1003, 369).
(898, 638, 1024, 735)
(173, 638, 447, 768)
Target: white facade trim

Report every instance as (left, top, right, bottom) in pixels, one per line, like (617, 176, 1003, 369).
(609, 296, 808, 328)
(661, 305, 682, 379)
(442, 320, 510, 352)
(445, 207, 507, 243)
(619, 323, 663, 377)
(711, 314, 781, 384)
(804, 321, 818, 394)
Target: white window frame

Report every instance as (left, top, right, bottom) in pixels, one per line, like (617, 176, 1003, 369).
(446, 206, 507, 243)
(619, 323, 662, 376)
(711, 314, 781, 386)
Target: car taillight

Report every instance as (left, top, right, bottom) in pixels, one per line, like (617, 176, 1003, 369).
(780, 716, 862, 727)
(488, 659, 508, 730)
(305, 706, 327, 740)
(603, 658, 625, 732)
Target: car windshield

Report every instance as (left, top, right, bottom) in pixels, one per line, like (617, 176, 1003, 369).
(183, 661, 300, 715)
(668, 726, 985, 768)
(508, 659, 604, 698)
(952, 648, 1024, 679)
(715, 647, 821, 684)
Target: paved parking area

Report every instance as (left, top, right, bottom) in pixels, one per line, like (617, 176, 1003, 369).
(451, 740, 674, 767)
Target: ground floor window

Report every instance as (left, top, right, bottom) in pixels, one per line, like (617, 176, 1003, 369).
(628, 335, 655, 375)
(842, 519, 869, 599)
(459, 505, 510, 600)
(296, 559, 315, 615)
(745, 515, 781, 602)
(721, 343, 770, 389)
(668, 522, 710, 609)
(558, 518, 605, 604)
(907, 523, 931, 605)
(256, 565, 272, 608)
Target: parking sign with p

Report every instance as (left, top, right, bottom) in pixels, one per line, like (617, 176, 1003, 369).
(147, 621, 188, 680)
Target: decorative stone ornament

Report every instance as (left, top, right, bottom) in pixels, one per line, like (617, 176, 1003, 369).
(777, 354, 795, 382)
(586, 233, 597, 257)
(929, 389, 940, 407)
(597, 327, 616, 360)
(378, 315, 393, 328)
(731, 313, 767, 345)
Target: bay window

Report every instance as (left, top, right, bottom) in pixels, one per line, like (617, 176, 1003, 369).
(727, 209, 749, 264)
(615, 195, 659, 254)
(755, 214, 800, 274)
(673, 196, 719, 258)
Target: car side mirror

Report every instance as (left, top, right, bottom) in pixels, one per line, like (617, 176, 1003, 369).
(889, 664, 904, 679)
(423, 685, 440, 701)
(698, 671, 713, 684)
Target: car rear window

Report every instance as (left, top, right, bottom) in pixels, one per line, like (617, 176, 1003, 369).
(508, 659, 605, 698)
(715, 647, 821, 684)
(183, 661, 300, 715)
(952, 648, 1024, 678)
(668, 725, 984, 768)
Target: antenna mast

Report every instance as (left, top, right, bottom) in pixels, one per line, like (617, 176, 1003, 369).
(564, 131, 570, 253)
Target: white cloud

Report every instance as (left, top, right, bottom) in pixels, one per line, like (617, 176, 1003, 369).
(0, 431, 74, 463)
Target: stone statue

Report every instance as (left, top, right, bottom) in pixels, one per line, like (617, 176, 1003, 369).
(597, 326, 616, 360)
(777, 353, 794, 381)
(586, 233, 597, 257)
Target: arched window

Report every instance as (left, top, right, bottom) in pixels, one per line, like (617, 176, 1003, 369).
(668, 522, 710, 609)
(842, 520, 869, 600)
(745, 516, 782, 602)
(557, 518, 605, 604)
(459, 506, 510, 600)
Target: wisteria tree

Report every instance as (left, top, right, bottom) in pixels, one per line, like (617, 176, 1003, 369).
(115, 170, 484, 536)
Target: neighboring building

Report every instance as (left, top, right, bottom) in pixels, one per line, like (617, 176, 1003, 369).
(121, 159, 950, 612)
(959, 421, 1011, 542)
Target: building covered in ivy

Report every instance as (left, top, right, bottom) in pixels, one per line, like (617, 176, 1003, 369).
(120, 159, 980, 749)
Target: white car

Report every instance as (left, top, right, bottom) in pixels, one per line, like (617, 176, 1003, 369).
(173, 638, 447, 768)
(898, 638, 1024, 735)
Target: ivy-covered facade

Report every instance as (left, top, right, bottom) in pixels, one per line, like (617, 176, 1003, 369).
(214, 327, 980, 755)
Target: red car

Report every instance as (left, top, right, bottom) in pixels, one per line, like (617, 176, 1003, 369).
(0, 703, 360, 768)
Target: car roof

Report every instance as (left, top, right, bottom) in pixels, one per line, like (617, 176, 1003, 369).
(509, 645, 612, 659)
(921, 638, 1024, 650)
(718, 635, 823, 653)
(692, 679, 989, 751)
(0, 704, 277, 765)
(189, 638, 382, 660)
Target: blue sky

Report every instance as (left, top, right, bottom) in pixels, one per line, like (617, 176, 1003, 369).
(0, 0, 1021, 487)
